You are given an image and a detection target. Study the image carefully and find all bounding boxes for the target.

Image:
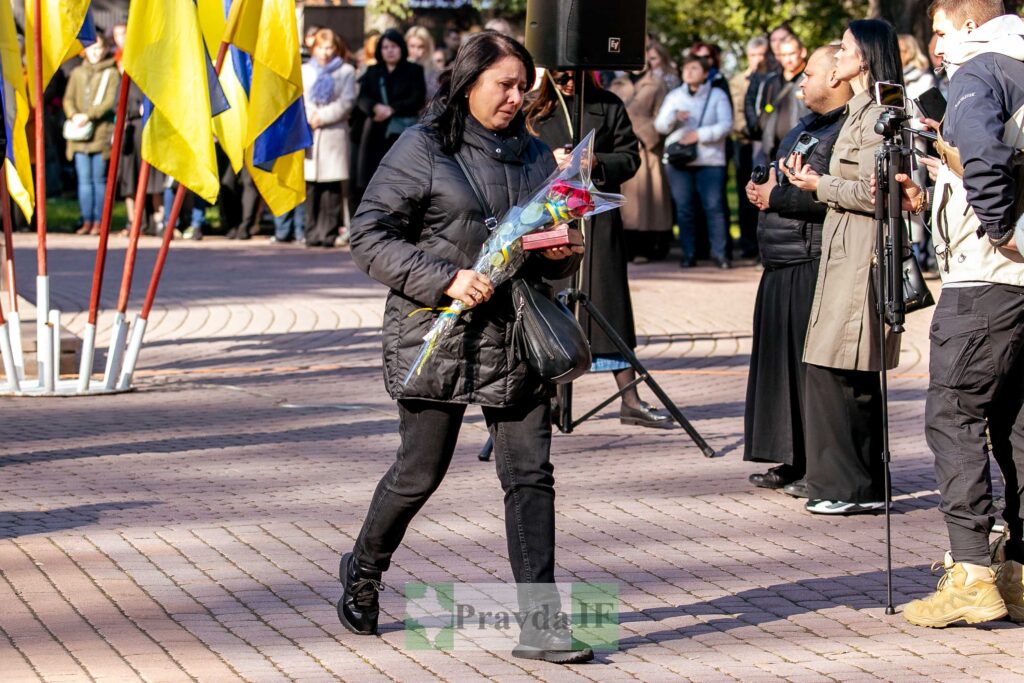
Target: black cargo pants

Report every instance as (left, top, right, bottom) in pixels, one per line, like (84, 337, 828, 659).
(925, 284, 1024, 566)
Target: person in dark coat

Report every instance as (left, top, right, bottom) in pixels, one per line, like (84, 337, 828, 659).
(352, 29, 426, 201)
(341, 31, 593, 664)
(525, 71, 672, 429)
(742, 46, 852, 496)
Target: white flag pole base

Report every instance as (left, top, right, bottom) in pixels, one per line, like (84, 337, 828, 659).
(103, 312, 128, 390)
(35, 275, 50, 388)
(49, 309, 61, 385)
(0, 321, 20, 392)
(117, 315, 147, 390)
(8, 311, 24, 380)
(77, 322, 97, 392)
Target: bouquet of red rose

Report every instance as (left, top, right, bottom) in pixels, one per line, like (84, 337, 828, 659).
(403, 130, 623, 385)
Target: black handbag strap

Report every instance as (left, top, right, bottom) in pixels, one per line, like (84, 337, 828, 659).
(453, 151, 498, 231)
(693, 86, 713, 129)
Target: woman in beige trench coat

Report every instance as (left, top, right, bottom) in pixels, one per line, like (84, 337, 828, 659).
(789, 20, 903, 515)
(609, 61, 673, 261)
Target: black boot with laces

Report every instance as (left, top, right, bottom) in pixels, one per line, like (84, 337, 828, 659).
(513, 609, 594, 664)
(337, 552, 384, 635)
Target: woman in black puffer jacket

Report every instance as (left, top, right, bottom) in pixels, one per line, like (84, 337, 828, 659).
(341, 31, 592, 664)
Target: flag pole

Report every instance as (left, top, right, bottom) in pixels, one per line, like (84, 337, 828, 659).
(102, 161, 149, 389)
(31, 0, 53, 391)
(117, 40, 232, 388)
(0, 279, 18, 391)
(78, 73, 132, 392)
(0, 169, 24, 380)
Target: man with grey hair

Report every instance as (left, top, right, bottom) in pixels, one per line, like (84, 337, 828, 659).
(732, 35, 770, 257)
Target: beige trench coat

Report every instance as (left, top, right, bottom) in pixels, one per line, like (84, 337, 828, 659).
(803, 90, 901, 372)
(609, 72, 672, 233)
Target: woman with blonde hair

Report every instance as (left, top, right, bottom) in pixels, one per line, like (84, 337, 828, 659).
(301, 28, 357, 247)
(405, 26, 440, 101)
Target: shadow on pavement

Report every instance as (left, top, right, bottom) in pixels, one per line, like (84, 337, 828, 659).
(0, 501, 159, 539)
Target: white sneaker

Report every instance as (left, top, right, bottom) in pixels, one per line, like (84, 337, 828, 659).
(805, 499, 885, 515)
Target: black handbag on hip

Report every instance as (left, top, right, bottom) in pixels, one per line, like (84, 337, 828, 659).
(452, 152, 591, 383)
(902, 253, 936, 313)
(511, 280, 591, 383)
(662, 86, 713, 170)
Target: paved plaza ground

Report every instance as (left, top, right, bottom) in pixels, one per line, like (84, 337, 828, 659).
(1, 233, 1021, 682)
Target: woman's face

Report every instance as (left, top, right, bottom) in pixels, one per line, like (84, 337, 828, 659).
(84, 39, 106, 64)
(549, 71, 575, 97)
(898, 39, 913, 67)
(834, 29, 864, 83)
(682, 61, 706, 86)
(467, 55, 527, 131)
(407, 36, 426, 62)
(380, 38, 402, 67)
(313, 41, 337, 65)
(432, 49, 447, 71)
(646, 49, 662, 72)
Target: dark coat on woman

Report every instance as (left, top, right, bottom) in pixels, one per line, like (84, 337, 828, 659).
(349, 116, 581, 406)
(353, 61, 426, 191)
(529, 87, 641, 354)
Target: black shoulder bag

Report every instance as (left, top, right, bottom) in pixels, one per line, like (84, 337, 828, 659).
(452, 152, 591, 383)
(662, 87, 712, 169)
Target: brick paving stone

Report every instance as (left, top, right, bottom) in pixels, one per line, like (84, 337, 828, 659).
(2, 235, 1023, 681)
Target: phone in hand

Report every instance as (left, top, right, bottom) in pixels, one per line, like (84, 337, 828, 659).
(913, 87, 947, 122)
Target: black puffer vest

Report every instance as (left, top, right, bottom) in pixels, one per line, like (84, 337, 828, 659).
(349, 116, 580, 406)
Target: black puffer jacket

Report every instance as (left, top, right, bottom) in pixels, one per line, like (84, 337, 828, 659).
(349, 115, 581, 406)
(758, 107, 846, 269)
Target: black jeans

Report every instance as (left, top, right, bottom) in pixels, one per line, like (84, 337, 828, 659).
(926, 284, 1024, 566)
(353, 398, 557, 601)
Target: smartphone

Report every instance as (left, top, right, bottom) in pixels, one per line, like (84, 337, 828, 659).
(874, 81, 906, 110)
(913, 87, 947, 122)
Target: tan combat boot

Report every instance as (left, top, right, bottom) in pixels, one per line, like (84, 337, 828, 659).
(903, 552, 1008, 628)
(995, 559, 1024, 623)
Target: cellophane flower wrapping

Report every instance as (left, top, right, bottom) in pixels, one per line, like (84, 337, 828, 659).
(403, 129, 624, 385)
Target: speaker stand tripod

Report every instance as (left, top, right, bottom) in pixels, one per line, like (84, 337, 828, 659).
(478, 68, 715, 462)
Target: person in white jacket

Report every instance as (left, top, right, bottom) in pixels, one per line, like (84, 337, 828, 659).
(302, 29, 357, 247)
(655, 56, 733, 268)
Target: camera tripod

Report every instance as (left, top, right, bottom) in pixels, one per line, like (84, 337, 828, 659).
(873, 107, 914, 615)
(478, 68, 715, 462)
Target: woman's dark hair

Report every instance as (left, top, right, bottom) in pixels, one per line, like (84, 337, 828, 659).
(374, 28, 408, 64)
(427, 30, 535, 154)
(848, 19, 904, 89)
(681, 55, 709, 72)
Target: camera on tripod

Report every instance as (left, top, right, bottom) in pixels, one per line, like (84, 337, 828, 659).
(873, 81, 912, 139)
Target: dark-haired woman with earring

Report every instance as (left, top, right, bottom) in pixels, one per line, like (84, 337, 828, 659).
(788, 19, 904, 516)
(340, 30, 592, 664)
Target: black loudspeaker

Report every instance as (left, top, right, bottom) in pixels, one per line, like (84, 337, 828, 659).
(525, 0, 647, 70)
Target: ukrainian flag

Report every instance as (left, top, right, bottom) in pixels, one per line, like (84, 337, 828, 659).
(24, 1, 94, 105)
(122, 0, 227, 204)
(0, 0, 34, 220)
(218, 0, 312, 216)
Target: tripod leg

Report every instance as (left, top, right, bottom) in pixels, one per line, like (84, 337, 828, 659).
(576, 293, 717, 458)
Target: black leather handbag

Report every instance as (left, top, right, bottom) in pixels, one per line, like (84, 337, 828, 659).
(662, 87, 712, 170)
(902, 254, 936, 313)
(511, 280, 591, 383)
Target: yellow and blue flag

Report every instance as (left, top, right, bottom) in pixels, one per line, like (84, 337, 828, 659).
(122, 0, 227, 204)
(0, 0, 35, 219)
(219, 0, 312, 216)
(24, 0, 94, 104)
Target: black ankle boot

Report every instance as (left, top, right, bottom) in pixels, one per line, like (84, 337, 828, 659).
(337, 552, 384, 635)
(512, 610, 594, 664)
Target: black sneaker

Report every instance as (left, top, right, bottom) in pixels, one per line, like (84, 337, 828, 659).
(336, 552, 384, 635)
(512, 611, 594, 664)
